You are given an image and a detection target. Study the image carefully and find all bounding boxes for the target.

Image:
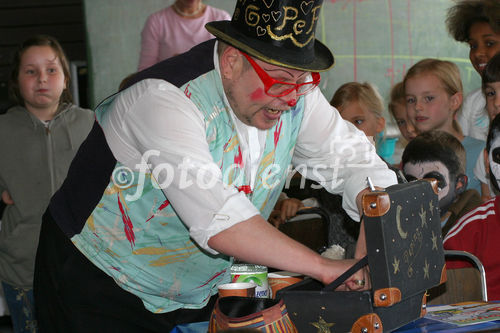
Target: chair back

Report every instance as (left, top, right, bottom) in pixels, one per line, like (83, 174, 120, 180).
(427, 250, 488, 305)
(278, 207, 329, 252)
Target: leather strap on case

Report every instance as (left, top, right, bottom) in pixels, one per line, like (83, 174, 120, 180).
(322, 256, 368, 291)
(362, 192, 390, 217)
(440, 264, 447, 284)
(351, 313, 383, 333)
(373, 287, 402, 307)
(421, 293, 428, 317)
(423, 178, 439, 195)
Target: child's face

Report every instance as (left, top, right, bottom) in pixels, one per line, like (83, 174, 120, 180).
(487, 134, 500, 191)
(391, 101, 417, 142)
(405, 73, 461, 134)
(468, 22, 500, 75)
(338, 100, 385, 139)
(484, 82, 500, 120)
(18, 45, 66, 111)
(403, 160, 457, 217)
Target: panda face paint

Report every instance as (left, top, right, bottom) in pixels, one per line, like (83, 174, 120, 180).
(403, 160, 457, 217)
(489, 136, 500, 190)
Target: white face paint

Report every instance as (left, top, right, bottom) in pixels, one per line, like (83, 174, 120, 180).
(489, 135, 500, 188)
(404, 160, 459, 218)
(403, 161, 451, 200)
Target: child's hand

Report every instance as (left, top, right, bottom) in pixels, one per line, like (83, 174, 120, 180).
(1, 190, 14, 205)
(279, 198, 304, 222)
(268, 198, 304, 227)
(268, 210, 283, 228)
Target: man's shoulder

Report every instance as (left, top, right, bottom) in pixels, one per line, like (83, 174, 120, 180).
(121, 39, 216, 90)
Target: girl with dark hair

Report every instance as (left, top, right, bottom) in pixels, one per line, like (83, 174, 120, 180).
(446, 0, 500, 140)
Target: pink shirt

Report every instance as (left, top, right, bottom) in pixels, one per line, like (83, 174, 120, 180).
(138, 5, 231, 70)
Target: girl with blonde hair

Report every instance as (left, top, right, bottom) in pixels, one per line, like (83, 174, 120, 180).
(404, 58, 484, 193)
(330, 82, 386, 145)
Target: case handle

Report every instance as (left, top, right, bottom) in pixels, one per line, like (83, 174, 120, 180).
(322, 256, 368, 291)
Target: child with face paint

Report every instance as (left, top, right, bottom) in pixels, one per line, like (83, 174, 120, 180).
(444, 113, 500, 301)
(404, 58, 485, 194)
(402, 130, 482, 237)
(473, 52, 500, 201)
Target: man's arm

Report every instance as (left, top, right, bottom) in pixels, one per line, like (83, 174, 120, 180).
(292, 88, 397, 222)
(208, 214, 363, 287)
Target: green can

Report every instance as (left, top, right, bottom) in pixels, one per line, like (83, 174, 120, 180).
(230, 264, 269, 298)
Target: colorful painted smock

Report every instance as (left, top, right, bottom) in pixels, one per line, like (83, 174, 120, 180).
(71, 69, 304, 313)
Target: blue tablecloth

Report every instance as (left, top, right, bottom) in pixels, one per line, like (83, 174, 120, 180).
(394, 317, 500, 332)
(170, 314, 500, 332)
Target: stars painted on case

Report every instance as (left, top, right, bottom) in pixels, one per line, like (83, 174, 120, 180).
(310, 316, 334, 333)
(423, 259, 430, 279)
(419, 205, 427, 228)
(431, 231, 438, 251)
(392, 256, 400, 275)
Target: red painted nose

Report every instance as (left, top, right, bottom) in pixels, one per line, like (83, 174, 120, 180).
(287, 99, 297, 107)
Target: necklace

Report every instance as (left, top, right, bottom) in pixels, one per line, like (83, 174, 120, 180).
(172, 2, 204, 17)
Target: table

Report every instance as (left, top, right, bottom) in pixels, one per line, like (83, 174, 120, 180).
(171, 302, 500, 333)
(170, 317, 500, 333)
(394, 317, 500, 332)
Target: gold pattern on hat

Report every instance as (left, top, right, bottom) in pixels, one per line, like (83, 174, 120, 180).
(271, 10, 281, 21)
(243, 3, 322, 48)
(267, 28, 315, 47)
(301, 1, 314, 14)
(263, 0, 274, 9)
(245, 5, 260, 26)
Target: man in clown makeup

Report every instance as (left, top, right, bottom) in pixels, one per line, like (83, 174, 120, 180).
(444, 113, 500, 301)
(402, 130, 482, 237)
(32, 0, 397, 331)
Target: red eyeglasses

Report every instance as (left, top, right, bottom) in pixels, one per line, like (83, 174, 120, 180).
(240, 51, 320, 98)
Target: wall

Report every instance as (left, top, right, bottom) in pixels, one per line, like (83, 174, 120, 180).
(83, 0, 479, 110)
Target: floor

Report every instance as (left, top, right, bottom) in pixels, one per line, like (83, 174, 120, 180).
(0, 316, 13, 333)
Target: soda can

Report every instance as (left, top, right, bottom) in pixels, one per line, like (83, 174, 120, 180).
(230, 264, 269, 298)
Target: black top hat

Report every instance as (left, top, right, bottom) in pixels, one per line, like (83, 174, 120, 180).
(206, 0, 334, 72)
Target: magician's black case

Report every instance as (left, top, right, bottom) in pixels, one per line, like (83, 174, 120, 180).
(277, 179, 446, 333)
